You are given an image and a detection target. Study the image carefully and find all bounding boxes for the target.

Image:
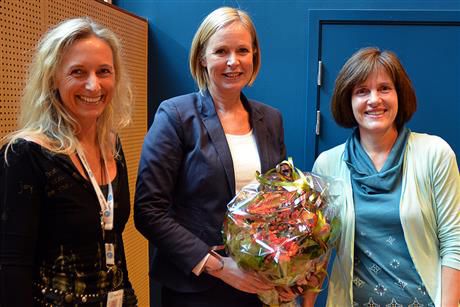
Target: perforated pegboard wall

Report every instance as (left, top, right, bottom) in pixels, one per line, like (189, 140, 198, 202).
(0, 1, 43, 134)
(0, 0, 149, 305)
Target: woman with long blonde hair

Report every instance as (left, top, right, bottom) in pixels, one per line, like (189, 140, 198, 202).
(0, 17, 137, 306)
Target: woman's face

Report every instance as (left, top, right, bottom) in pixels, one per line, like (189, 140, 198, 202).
(351, 68, 398, 138)
(201, 21, 254, 98)
(55, 35, 115, 127)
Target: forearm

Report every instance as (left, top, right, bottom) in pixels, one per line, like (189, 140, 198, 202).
(442, 265, 460, 306)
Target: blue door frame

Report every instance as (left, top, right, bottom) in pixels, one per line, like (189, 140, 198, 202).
(305, 10, 460, 170)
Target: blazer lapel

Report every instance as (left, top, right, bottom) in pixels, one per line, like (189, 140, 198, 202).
(200, 91, 236, 196)
(244, 96, 271, 173)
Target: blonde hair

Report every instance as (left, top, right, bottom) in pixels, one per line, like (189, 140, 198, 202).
(3, 17, 132, 157)
(189, 7, 261, 92)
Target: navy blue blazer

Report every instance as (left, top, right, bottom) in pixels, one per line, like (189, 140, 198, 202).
(134, 90, 286, 292)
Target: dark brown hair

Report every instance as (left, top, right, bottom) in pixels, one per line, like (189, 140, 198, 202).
(331, 47, 417, 130)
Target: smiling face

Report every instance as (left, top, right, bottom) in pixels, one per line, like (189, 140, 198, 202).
(351, 67, 399, 138)
(55, 35, 115, 128)
(201, 21, 254, 98)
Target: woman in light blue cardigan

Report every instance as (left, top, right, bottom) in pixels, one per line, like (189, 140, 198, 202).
(305, 47, 459, 307)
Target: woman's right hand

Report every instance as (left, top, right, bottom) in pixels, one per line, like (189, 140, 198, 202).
(206, 256, 274, 294)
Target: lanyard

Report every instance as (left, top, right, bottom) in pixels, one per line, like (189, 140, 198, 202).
(76, 145, 115, 266)
(76, 145, 114, 231)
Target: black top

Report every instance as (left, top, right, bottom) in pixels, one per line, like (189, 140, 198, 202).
(0, 139, 136, 306)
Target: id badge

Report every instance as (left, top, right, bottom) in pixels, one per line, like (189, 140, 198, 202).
(105, 243, 115, 266)
(103, 208, 113, 230)
(106, 289, 124, 307)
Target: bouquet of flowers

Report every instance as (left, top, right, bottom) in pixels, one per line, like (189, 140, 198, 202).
(224, 159, 341, 306)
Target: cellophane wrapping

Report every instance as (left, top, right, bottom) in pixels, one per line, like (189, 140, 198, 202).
(224, 160, 341, 306)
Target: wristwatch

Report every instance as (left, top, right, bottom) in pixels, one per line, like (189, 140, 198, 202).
(204, 250, 224, 273)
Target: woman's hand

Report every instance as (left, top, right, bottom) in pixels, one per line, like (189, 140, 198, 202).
(206, 256, 274, 294)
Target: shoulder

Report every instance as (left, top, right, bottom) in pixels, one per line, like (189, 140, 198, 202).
(2, 138, 42, 155)
(316, 143, 346, 162)
(159, 92, 201, 113)
(313, 143, 346, 174)
(161, 92, 197, 104)
(409, 132, 453, 150)
(1, 138, 45, 168)
(155, 92, 203, 124)
(408, 132, 455, 159)
(405, 132, 459, 183)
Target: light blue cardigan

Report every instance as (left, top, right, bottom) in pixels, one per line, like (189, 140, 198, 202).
(313, 132, 460, 307)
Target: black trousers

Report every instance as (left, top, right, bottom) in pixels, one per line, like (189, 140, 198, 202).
(161, 280, 263, 307)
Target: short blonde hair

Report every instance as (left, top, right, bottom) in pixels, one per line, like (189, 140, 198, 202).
(189, 7, 261, 92)
(4, 17, 132, 156)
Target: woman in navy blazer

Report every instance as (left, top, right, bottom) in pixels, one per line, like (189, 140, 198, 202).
(134, 6, 286, 307)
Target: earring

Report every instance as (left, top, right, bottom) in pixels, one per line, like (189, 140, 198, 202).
(200, 58, 206, 67)
(53, 89, 61, 100)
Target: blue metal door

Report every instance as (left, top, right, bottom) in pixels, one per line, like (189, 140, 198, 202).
(305, 10, 460, 307)
(305, 10, 460, 169)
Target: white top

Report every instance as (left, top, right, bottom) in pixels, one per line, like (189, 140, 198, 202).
(225, 130, 261, 193)
(192, 130, 261, 276)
